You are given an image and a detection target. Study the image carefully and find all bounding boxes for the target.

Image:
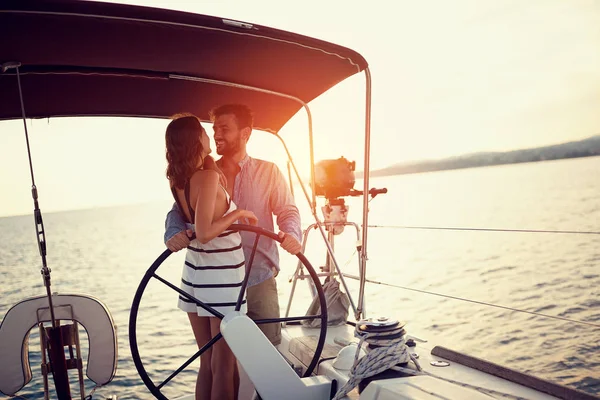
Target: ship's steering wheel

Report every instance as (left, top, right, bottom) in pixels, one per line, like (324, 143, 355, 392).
(129, 224, 328, 400)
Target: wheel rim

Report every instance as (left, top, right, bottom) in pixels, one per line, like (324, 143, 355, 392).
(129, 224, 328, 399)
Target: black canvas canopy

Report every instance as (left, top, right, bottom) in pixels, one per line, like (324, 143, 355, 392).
(0, 0, 368, 132)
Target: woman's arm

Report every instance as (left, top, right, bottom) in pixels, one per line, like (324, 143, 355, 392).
(194, 170, 255, 243)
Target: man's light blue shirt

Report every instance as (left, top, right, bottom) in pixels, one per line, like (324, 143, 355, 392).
(165, 155, 302, 287)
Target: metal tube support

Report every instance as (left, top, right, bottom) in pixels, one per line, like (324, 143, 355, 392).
(275, 134, 362, 316)
(351, 221, 366, 317)
(283, 270, 300, 326)
(287, 161, 294, 198)
(274, 133, 315, 216)
(306, 112, 317, 215)
(283, 228, 313, 323)
(357, 68, 373, 320)
(283, 241, 306, 326)
(325, 228, 336, 280)
(39, 324, 50, 400)
(73, 322, 85, 399)
(312, 222, 358, 317)
(285, 222, 359, 318)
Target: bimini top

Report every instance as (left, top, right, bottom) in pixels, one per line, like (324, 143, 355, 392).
(0, 0, 368, 132)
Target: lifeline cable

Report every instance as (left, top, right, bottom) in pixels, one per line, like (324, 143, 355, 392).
(368, 224, 600, 235)
(360, 278, 600, 329)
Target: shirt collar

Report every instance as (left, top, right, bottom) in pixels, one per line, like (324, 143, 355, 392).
(216, 154, 251, 170)
(238, 154, 251, 170)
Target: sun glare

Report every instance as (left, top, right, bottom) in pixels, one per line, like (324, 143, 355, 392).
(1, 0, 599, 217)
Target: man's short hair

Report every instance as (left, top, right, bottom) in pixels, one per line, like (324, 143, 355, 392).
(209, 104, 254, 130)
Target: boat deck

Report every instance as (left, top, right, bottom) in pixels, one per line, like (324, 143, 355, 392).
(278, 322, 564, 400)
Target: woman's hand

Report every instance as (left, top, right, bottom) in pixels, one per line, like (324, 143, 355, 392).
(238, 210, 258, 225)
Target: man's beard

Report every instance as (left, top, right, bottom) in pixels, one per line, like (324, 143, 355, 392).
(216, 137, 241, 156)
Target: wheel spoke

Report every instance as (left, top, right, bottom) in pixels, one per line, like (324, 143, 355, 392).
(152, 272, 224, 319)
(235, 233, 260, 311)
(157, 333, 223, 390)
(131, 224, 329, 399)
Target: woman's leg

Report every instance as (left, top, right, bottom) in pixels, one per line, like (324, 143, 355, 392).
(188, 313, 212, 400)
(209, 317, 238, 400)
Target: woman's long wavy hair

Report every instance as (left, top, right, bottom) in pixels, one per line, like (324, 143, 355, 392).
(165, 114, 205, 189)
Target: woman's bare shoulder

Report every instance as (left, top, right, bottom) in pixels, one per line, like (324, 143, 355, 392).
(190, 169, 219, 186)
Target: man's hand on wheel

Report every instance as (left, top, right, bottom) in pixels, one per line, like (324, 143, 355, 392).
(166, 229, 193, 252)
(278, 231, 302, 255)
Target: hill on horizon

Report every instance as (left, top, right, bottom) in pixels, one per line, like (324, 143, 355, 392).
(356, 135, 600, 178)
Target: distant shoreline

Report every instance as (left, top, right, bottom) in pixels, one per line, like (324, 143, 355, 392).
(357, 135, 600, 178)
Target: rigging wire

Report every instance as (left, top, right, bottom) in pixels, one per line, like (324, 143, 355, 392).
(368, 225, 600, 235)
(307, 227, 598, 328)
(359, 277, 600, 328)
(8, 63, 57, 327)
(361, 213, 599, 327)
(15, 69, 37, 186)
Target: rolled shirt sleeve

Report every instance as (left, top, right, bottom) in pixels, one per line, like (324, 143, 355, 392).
(164, 202, 193, 244)
(233, 156, 303, 286)
(269, 166, 302, 243)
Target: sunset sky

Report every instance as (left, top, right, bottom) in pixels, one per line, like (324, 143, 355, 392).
(1, 0, 599, 217)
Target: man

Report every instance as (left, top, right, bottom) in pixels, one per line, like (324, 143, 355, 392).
(164, 104, 302, 346)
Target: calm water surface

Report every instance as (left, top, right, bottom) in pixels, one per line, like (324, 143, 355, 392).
(1, 156, 598, 399)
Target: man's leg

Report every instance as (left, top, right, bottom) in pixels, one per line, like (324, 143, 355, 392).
(246, 276, 281, 345)
(239, 277, 281, 400)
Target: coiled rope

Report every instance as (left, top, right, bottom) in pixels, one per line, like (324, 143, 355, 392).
(332, 324, 412, 399)
(332, 323, 533, 400)
(331, 319, 543, 400)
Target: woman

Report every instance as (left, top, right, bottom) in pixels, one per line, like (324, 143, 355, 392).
(166, 114, 257, 400)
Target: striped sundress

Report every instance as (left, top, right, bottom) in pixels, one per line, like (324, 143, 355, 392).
(171, 179, 247, 317)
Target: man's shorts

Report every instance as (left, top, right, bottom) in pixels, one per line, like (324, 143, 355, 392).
(246, 276, 281, 346)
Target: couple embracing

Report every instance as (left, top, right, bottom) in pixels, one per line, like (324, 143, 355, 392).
(164, 104, 301, 399)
